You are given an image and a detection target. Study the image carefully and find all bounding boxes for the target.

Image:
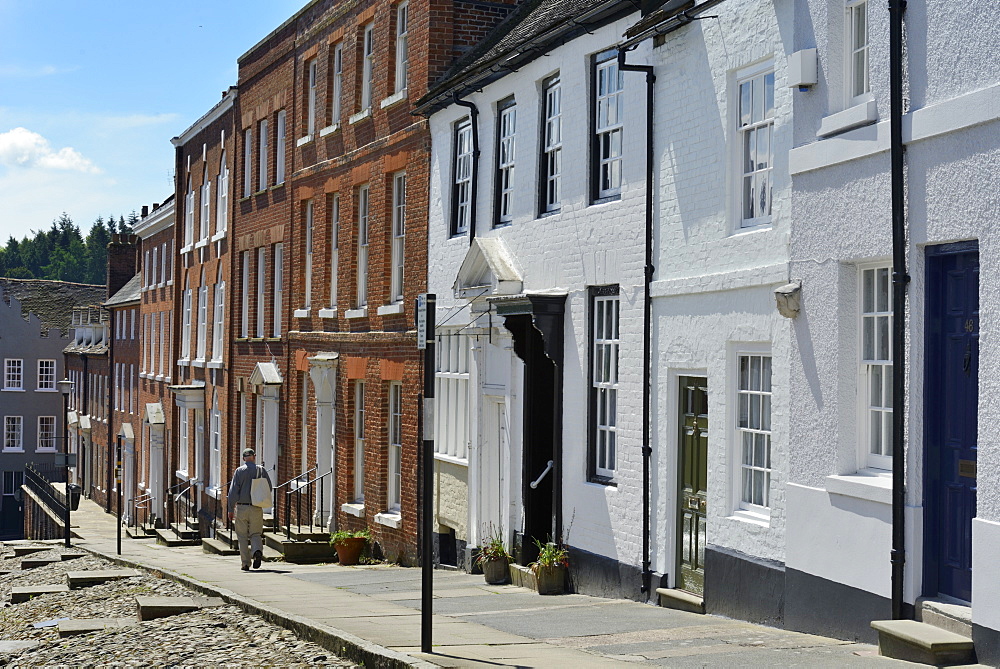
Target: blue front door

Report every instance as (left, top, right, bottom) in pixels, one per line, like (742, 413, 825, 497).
(924, 243, 978, 602)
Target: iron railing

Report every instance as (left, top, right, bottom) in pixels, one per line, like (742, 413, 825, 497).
(285, 468, 334, 540)
(167, 480, 196, 533)
(24, 463, 68, 517)
(128, 492, 155, 535)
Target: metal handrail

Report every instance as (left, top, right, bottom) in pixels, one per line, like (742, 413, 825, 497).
(272, 467, 316, 535)
(171, 483, 195, 534)
(128, 493, 154, 535)
(24, 463, 68, 517)
(285, 468, 334, 540)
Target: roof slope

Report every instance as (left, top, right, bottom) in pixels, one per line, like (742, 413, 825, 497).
(0, 278, 105, 335)
(105, 273, 142, 307)
(416, 0, 636, 115)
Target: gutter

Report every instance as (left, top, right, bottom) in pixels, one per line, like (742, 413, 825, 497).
(619, 0, 729, 51)
(889, 0, 909, 621)
(617, 47, 655, 598)
(452, 94, 480, 246)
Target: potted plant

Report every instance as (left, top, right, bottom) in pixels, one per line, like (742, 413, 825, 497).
(474, 524, 512, 584)
(330, 528, 370, 566)
(529, 538, 569, 595)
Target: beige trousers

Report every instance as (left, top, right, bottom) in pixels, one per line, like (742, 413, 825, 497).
(234, 504, 264, 567)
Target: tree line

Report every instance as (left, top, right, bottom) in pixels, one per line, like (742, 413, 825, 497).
(0, 212, 138, 285)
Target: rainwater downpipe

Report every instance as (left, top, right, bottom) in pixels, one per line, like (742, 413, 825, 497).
(617, 47, 655, 598)
(889, 0, 909, 621)
(453, 94, 480, 246)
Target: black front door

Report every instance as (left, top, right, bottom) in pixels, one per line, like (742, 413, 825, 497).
(925, 243, 978, 602)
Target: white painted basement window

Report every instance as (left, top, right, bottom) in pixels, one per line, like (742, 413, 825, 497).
(861, 265, 892, 470)
(737, 65, 774, 228)
(435, 329, 469, 462)
(736, 353, 772, 514)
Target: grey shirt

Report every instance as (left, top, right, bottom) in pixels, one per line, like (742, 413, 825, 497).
(227, 461, 273, 513)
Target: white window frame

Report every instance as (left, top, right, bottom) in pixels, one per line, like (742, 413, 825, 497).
(434, 329, 470, 462)
(152, 247, 159, 288)
(4, 358, 23, 390)
(178, 409, 189, 475)
(395, 2, 409, 94)
(273, 243, 284, 338)
(330, 193, 340, 309)
(241, 250, 250, 338)
(361, 23, 375, 111)
(130, 309, 135, 340)
(217, 150, 229, 234)
(3, 471, 23, 496)
(150, 312, 158, 375)
(181, 282, 192, 360)
(307, 59, 318, 136)
(736, 62, 775, 229)
(356, 185, 369, 308)
(37, 416, 56, 452)
(129, 363, 134, 414)
(331, 44, 343, 125)
(209, 392, 221, 490)
(258, 118, 269, 192)
(591, 289, 619, 481)
(846, 0, 870, 106)
(243, 127, 253, 198)
(160, 242, 168, 284)
(3, 416, 23, 451)
(496, 100, 516, 225)
(388, 381, 402, 512)
(542, 74, 562, 213)
(594, 50, 623, 200)
(860, 264, 893, 471)
(196, 275, 208, 361)
(452, 119, 473, 236)
(391, 172, 406, 303)
(185, 175, 195, 246)
(354, 380, 366, 502)
(37, 359, 56, 390)
(275, 110, 286, 185)
(201, 166, 211, 241)
(256, 248, 266, 338)
(304, 200, 314, 309)
(734, 350, 773, 518)
(212, 277, 225, 362)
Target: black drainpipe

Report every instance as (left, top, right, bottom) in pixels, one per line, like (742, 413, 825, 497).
(453, 94, 480, 246)
(618, 47, 655, 598)
(889, 0, 909, 621)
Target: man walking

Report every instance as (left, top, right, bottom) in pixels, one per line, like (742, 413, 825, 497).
(228, 448, 272, 571)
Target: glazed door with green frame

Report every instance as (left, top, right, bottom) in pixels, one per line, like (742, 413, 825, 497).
(677, 377, 708, 595)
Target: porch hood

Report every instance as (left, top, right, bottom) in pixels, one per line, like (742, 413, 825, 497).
(453, 237, 523, 301)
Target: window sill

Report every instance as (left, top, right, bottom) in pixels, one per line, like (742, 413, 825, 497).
(175, 470, 189, 480)
(191, 359, 206, 368)
(344, 307, 367, 319)
(587, 476, 618, 488)
(167, 280, 174, 286)
(319, 124, 339, 137)
(2, 449, 25, 454)
(374, 511, 402, 529)
(210, 232, 226, 243)
(180, 244, 194, 255)
(239, 195, 251, 202)
(380, 90, 407, 109)
(207, 360, 223, 369)
(538, 208, 561, 219)
(341, 502, 365, 517)
(591, 194, 622, 206)
(35, 448, 57, 454)
(433, 453, 468, 467)
(296, 135, 314, 147)
(1, 388, 25, 392)
(818, 97, 878, 138)
(177, 359, 191, 367)
(318, 308, 337, 319)
(728, 508, 771, 527)
(206, 486, 221, 500)
(35, 388, 58, 393)
(734, 219, 773, 234)
(270, 182, 284, 190)
(376, 303, 403, 316)
(348, 109, 371, 125)
(253, 189, 267, 197)
(824, 471, 892, 505)
(155, 374, 165, 382)
(194, 239, 209, 249)
(293, 308, 310, 318)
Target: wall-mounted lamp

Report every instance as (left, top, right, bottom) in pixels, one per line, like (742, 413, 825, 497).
(775, 281, 802, 319)
(788, 49, 817, 92)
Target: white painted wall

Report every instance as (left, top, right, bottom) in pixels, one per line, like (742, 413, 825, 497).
(789, 0, 1000, 623)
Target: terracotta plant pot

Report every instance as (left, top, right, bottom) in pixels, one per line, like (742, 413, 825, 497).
(482, 558, 510, 585)
(334, 537, 366, 565)
(534, 565, 566, 595)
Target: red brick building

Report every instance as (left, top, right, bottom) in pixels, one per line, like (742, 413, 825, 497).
(170, 89, 237, 532)
(229, 0, 518, 564)
(105, 270, 141, 520)
(133, 199, 176, 527)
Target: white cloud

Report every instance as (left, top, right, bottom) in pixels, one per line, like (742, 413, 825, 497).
(0, 127, 100, 173)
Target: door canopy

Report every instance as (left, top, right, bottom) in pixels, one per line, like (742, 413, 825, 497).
(453, 237, 523, 302)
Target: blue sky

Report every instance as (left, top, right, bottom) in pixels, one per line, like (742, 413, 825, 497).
(0, 0, 305, 241)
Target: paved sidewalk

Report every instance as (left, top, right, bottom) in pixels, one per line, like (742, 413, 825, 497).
(69, 500, 923, 667)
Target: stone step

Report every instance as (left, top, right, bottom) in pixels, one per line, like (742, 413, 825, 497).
(10, 585, 70, 603)
(656, 588, 705, 614)
(60, 552, 86, 561)
(20, 557, 61, 570)
(12, 546, 50, 557)
(66, 569, 138, 589)
(201, 537, 238, 556)
(287, 526, 331, 543)
(154, 528, 200, 547)
(57, 618, 136, 637)
(169, 523, 200, 539)
(871, 619, 976, 666)
(136, 595, 224, 621)
(917, 597, 973, 639)
(0, 640, 40, 653)
(214, 528, 237, 547)
(125, 525, 155, 539)
(263, 532, 334, 562)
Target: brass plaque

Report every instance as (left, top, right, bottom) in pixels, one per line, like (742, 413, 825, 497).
(687, 497, 700, 510)
(959, 460, 977, 479)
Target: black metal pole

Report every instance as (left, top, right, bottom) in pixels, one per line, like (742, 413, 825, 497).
(63, 389, 71, 548)
(888, 0, 908, 621)
(117, 434, 123, 555)
(421, 294, 436, 654)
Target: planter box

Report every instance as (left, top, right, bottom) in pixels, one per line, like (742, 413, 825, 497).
(509, 563, 567, 594)
(482, 558, 510, 585)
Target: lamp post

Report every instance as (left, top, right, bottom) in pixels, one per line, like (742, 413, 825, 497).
(57, 379, 74, 548)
